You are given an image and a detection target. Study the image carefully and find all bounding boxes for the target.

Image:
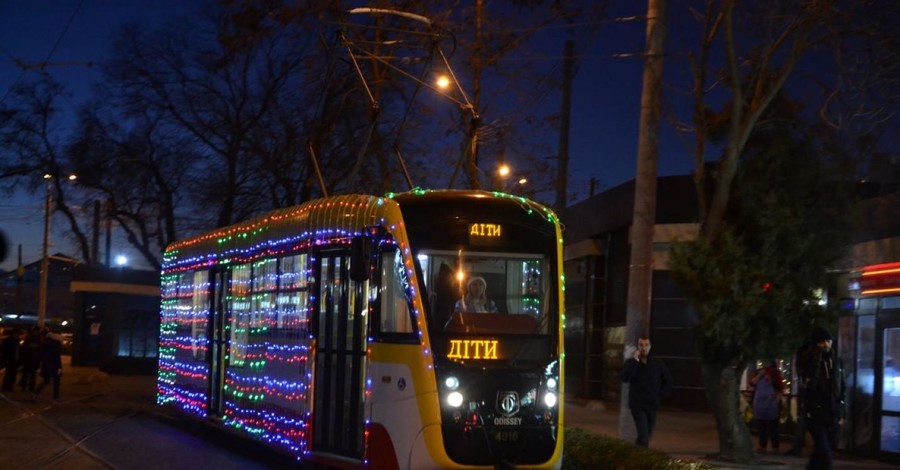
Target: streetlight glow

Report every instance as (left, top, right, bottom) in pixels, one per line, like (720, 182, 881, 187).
(435, 74, 451, 89)
(497, 164, 510, 177)
(115, 255, 128, 266)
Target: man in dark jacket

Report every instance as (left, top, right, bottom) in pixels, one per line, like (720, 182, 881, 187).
(18, 326, 42, 392)
(620, 335, 672, 447)
(1, 328, 21, 391)
(798, 327, 845, 470)
(32, 329, 63, 403)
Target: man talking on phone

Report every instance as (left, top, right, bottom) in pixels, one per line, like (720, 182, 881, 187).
(620, 335, 672, 447)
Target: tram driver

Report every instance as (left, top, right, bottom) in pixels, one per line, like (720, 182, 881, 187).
(454, 276, 499, 314)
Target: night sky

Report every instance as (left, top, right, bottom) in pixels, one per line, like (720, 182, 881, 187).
(0, 1, 696, 271)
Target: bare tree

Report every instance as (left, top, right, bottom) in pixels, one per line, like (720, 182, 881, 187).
(668, 0, 899, 463)
(0, 77, 94, 264)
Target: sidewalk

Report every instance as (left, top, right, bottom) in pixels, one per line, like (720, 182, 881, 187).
(565, 399, 894, 469)
(3, 359, 895, 469)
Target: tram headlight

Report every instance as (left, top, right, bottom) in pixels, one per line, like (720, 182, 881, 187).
(447, 391, 464, 408)
(546, 377, 558, 391)
(444, 376, 460, 390)
(543, 391, 557, 408)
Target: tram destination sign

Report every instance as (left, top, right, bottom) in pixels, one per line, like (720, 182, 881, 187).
(447, 338, 502, 360)
(468, 223, 503, 246)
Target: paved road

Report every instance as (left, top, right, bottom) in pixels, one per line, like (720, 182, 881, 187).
(0, 359, 300, 470)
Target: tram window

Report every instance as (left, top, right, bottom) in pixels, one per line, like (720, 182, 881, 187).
(377, 247, 416, 341)
(229, 263, 252, 367)
(420, 251, 551, 336)
(190, 271, 210, 361)
(278, 254, 310, 332)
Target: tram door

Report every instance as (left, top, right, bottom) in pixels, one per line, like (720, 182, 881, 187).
(312, 250, 369, 458)
(208, 268, 229, 417)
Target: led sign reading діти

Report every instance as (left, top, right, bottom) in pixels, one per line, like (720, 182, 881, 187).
(469, 223, 501, 237)
(447, 339, 500, 360)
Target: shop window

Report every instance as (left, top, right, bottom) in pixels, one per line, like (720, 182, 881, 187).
(855, 315, 875, 449)
(858, 297, 878, 314)
(882, 415, 900, 453)
(884, 328, 900, 412)
(883, 296, 900, 311)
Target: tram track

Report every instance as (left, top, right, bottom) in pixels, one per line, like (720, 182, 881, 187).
(1, 392, 128, 470)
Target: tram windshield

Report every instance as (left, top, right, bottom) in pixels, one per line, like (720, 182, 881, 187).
(418, 250, 552, 338)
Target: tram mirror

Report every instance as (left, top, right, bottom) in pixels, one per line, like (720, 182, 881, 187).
(350, 235, 371, 282)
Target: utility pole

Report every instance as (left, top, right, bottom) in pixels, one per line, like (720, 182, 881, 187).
(619, 0, 667, 441)
(38, 176, 52, 328)
(91, 200, 100, 266)
(555, 39, 574, 219)
(464, 0, 485, 190)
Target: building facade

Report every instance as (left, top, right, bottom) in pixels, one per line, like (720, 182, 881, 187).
(562, 175, 705, 409)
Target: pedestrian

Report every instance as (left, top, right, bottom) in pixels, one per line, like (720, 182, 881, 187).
(798, 327, 845, 470)
(785, 339, 812, 456)
(32, 328, 63, 403)
(619, 335, 672, 447)
(18, 326, 43, 392)
(1, 327, 21, 391)
(751, 359, 784, 453)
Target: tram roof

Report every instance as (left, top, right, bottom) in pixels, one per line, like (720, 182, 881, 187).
(161, 189, 557, 270)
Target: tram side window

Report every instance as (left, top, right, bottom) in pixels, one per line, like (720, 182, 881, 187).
(278, 253, 309, 332)
(229, 263, 252, 367)
(190, 271, 210, 361)
(377, 247, 417, 341)
(252, 258, 277, 335)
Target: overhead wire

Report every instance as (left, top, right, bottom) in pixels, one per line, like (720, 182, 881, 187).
(0, 0, 86, 106)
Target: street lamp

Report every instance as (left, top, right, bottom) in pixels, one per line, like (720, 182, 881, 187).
(495, 163, 527, 193)
(37, 173, 76, 328)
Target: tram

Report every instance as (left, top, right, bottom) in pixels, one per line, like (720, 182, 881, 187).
(157, 189, 565, 469)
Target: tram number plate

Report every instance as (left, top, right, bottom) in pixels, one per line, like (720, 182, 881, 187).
(493, 430, 520, 442)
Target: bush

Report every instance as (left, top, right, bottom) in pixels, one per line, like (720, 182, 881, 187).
(563, 428, 716, 470)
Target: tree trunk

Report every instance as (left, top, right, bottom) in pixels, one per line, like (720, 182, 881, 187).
(701, 363, 756, 464)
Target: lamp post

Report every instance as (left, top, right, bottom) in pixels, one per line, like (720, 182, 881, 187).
(37, 173, 76, 328)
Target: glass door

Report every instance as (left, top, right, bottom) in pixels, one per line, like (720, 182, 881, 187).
(311, 250, 369, 458)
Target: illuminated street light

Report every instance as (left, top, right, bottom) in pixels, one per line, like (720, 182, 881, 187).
(435, 74, 451, 90)
(115, 255, 128, 266)
(495, 163, 529, 193)
(37, 173, 77, 328)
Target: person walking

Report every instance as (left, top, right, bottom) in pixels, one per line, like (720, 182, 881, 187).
(1, 327, 21, 391)
(798, 327, 845, 470)
(32, 329, 63, 403)
(619, 335, 672, 447)
(785, 340, 812, 456)
(751, 359, 785, 453)
(18, 326, 43, 392)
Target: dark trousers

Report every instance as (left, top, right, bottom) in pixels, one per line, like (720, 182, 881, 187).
(1, 364, 17, 390)
(757, 418, 780, 449)
(19, 367, 37, 391)
(790, 396, 807, 450)
(34, 374, 60, 400)
(806, 421, 833, 470)
(631, 406, 657, 448)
